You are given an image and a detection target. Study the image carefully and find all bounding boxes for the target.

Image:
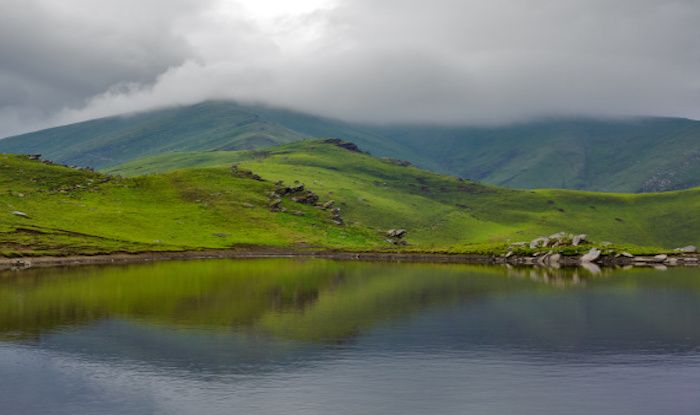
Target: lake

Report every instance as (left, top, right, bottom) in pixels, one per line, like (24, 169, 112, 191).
(0, 259, 699, 414)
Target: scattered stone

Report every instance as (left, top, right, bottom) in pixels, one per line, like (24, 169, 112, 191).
(572, 234, 587, 246)
(675, 245, 697, 253)
(28, 154, 41, 161)
(242, 202, 254, 208)
(11, 211, 29, 218)
(231, 164, 263, 181)
(213, 233, 230, 238)
(291, 210, 305, 217)
(529, 237, 550, 249)
(269, 198, 283, 212)
(621, 251, 634, 258)
(331, 207, 344, 225)
(580, 248, 601, 263)
(387, 229, 407, 238)
(505, 251, 513, 258)
(654, 254, 668, 261)
(290, 190, 319, 205)
(321, 200, 335, 210)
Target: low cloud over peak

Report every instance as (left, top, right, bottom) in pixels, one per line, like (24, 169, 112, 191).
(1, 0, 699, 136)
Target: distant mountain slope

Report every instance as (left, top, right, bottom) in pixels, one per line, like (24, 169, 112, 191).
(0, 102, 412, 170)
(2, 101, 699, 192)
(378, 117, 700, 192)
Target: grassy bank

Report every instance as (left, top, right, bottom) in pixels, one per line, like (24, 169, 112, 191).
(2, 140, 699, 257)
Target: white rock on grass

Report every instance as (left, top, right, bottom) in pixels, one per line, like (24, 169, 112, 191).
(11, 211, 29, 218)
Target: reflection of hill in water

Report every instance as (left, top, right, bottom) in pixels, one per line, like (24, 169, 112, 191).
(1, 259, 699, 350)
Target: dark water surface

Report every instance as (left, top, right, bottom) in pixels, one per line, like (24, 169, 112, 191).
(1, 259, 699, 414)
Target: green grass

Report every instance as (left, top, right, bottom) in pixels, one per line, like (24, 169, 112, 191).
(0, 152, 383, 257)
(107, 140, 700, 252)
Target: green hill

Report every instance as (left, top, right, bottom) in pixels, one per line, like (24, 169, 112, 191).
(3, 101, 698, 192)
(4, 138, 688, 257)
(377, 117, 700, 192)
(0, 101, 411, 170)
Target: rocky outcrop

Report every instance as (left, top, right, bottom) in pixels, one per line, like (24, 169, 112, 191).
(231, 164, 263, 181)
(323, 138, 364, 153)
(386, 229, 408, 246)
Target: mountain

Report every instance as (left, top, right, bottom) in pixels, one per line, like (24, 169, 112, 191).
(376, 117, 700, 192)
(2, 101, 699, 192)
(0, 101, 411, 170)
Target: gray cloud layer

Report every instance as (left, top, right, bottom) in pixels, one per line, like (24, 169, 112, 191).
(1, 0, 699, 137)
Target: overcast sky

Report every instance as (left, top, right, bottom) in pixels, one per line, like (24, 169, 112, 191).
(1, 0, 699, 137)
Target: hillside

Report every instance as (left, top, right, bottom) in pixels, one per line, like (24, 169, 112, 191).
(378, 117, 700, 192)
(3, 101, 699, 192)
(109, 140, 700, 250)
(0, 102, 412, 171)
(0, 151, 382, 257)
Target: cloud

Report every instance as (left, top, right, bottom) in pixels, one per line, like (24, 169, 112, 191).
(2, 0, 700, 136)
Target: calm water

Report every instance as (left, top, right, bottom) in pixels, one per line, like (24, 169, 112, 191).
(0, 259, 699, 414)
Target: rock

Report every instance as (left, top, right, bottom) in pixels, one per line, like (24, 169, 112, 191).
(529, 237, 550, 249)
(387, 229, 407, 238)
(621, 251, 634, 258)
(580, 248, 601, 263)
(572, 234, 587, 246)
(242, 202, 254, 208)
(28, 154, 41, 161)
(291, 210, 305, 217)
(654, 254, 668, 261)
(11, 211, 29, 218)
(290, 190, 319, 205)
(675, 245, 697, 253)
(269, 198, 283, 212)
(230, 164, 263, 181)
(505, 251, 513, 258)
(321, 200, 335, 210)
(323, 138, 363, 153)
(330, 207, 344, 225)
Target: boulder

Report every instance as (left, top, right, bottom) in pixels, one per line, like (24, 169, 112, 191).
(580, 248, 601, 263)
(675, 245, 697, 253)
(529, 237, 549, 249)
(572, 234, 587, 246)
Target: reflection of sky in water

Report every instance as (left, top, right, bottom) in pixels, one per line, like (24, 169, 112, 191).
(1, 260, 700, 414)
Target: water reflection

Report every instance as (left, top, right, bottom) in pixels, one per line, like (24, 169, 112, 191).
(1, 260, 699, 415)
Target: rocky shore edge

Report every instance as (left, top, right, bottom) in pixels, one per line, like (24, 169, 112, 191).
(1, 248, 699, 272)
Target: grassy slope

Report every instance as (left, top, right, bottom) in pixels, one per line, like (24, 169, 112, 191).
(109, 141, 700, 250)
(0, 153, 381, 257)
(0, 101, 412, 170)
(5, 101, 698, 192)
(377, 117, 700, 192)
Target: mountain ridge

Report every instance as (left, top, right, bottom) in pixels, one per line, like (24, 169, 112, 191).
(2, 101, 699, 192)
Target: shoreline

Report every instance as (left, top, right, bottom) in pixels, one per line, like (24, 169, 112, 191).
(1, 248, 699, 271)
